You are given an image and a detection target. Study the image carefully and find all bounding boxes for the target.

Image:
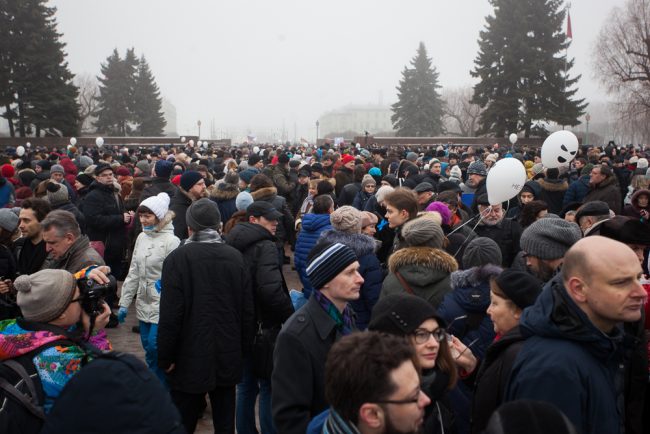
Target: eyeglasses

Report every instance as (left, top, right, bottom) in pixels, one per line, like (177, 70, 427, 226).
(374, 391, 422, 405)
(412, 328, 447, 344)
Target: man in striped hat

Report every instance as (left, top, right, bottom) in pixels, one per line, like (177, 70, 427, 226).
(272, 242, 363, 434)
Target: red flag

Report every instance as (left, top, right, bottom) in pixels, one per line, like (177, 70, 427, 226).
(567, 12, 573, 39)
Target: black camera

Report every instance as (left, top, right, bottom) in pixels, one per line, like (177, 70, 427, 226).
(77, 275, 117, 317)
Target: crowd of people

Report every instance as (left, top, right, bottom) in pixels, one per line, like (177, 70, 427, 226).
(0, 138, 648, 434)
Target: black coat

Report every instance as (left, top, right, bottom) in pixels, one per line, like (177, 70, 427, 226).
(54, 202, 87, 234)
(272, 296, 349, 434)
(157, 241, 255, 393)
(226, 222, 294, 327)
(474, 218, 522, 267)
(82, 181, 126, 263)
(337, 182, 360, 207)
(169, 189, 193, 240)
(251, 187, 295, 246)
(140, 177, 177, 202)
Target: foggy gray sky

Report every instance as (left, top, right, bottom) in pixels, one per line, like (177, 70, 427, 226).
(49, 0, 623, 140)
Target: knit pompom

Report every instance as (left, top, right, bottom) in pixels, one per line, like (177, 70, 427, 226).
(14, 274, 32, 294)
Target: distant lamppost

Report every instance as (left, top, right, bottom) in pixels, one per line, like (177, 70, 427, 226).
(585, 113, 591, 147)
(316, 120, 320, 143)
(197, 120, 202, 139)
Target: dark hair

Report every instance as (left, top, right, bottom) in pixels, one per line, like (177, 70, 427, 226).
(519, 200, 548, 229)
(313, 195, 334, 214)
(595, 164, 613, 178)
(137, 205, 157, 217)
(437, 190, 458, 206)
(353, 164, 367, 183)
(383, 188, 419, 220)
(546, 168, 559, 179)
(249, 174, 274, 192)
(21, 198, 51, 222)
(316, 180, 334, 196)
(325, 332, 415, 425)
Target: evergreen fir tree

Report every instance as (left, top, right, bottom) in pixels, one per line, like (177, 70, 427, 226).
(94, 49, 132, 135)
(132, 55, 166, 136)
(391, 42, 445, 137)
(471, 0, 586, 137)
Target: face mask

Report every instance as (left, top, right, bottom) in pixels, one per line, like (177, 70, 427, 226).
(143, 225, 155, 232)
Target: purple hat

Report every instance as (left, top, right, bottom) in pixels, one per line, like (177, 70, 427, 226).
(425, 201, 452, 225)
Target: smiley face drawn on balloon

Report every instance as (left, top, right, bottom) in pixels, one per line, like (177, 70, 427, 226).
(541, 131, 579, 168)
(557, 144, 577, 164)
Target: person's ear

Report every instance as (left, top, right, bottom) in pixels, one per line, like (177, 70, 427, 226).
(359, 403, 383, 429)
(566, 276, 588, 303)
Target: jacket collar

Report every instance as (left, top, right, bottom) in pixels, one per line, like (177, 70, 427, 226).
(305, 295, 339, 341)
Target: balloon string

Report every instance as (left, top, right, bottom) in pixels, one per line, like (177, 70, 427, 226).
(451, 207, 492, 259)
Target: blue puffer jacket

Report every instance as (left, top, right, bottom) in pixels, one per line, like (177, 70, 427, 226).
(294, 214, 332, 298)
(317, 230, 383, 330)
(437, 265, 501, 361)
(506, 276, 630, 434)
(563, 174, 590, 206)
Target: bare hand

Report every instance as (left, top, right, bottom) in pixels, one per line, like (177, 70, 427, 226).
(86, 266, 111, 285)
(82, 301, 111, 333)
(0, 279, 11, 294)
(450, 335, 478, 373)
(123, 212, 131, 223)
(165, 363, 175, 373)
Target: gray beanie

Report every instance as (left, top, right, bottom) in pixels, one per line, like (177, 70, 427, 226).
(135, 160, 151, 175)
(46, 182, 69, 207)
(330, 206, 362, 234)
(79, 155, 94, 169)
(520, 218, 582, 260)
(50, 164, 65, 175)
(463, 237, 502, 268)
(0, 208, 19, 232)
(467, 161, 488, 176)
(400, 217, 445, 248)
(235, 191, 254, 211)
(185, 198, 221, 231)
(15, 269, 77, 322)
(361, 174, 376, 189)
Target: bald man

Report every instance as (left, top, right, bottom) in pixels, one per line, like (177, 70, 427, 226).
(505, 236, 646, 434)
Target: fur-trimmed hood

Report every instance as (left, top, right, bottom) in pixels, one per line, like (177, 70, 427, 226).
(592, 174, 618, 190)
(538, 178, 568, 192)
(210, 183, 239, 201)
(631, 188, 650, 211)
(251, 186, 278, 201)
(388, 246, 458, 274)
(147, 210, 176, 234)
(319, 229, 376, 258)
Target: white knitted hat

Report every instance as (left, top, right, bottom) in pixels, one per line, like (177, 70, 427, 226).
(139, 192, 170, 220)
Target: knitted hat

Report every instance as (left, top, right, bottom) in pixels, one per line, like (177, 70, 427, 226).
(236, 191, 254, 211)
(463, 237, 502, 268)
(400, 217, 445, 248)
(520, 218, 582, 260)
(360, 149, 371, 159)
(180, 171, 203, 192)
(368, 293, 445, 336)
(330, 206, 362, 234)
(50, 164, 65, 175)
(0, 208, 19, 232)
(154, 160, 173, 179)
(360, 211, 378, 229)
(425, 202, 452, 225)
(248, 154, 262, 166)
(239, 168, 258, 184)
(46, 182, 69, 206)
(140, 192, 170, 220)
(467, 161, 487, 176)
(185, 198, 221, 231)
(135, 160, 151, 175)
(94, 163, 112, 176)
(449, 165, 463, 181)
(78, 156, 94, 170)
(485, 153, 498, 163)
(375, 185, 395, 204)
(414, 182, 434, 193)
(171, 174, 181, 186)
(368, 167, 382, 176)
(306, 242, 358, 290)
(115, 166, 130, 177)
(494, 269, 543, 310)
(76, 173, 94, 187)
(1, 164, 15, 178)
(361, 174, 376, 189)
(637, 158, 648, 169)
(341, 154, 355, 165)
(406, 152, 418, 162)
(15, 269, 77, 322)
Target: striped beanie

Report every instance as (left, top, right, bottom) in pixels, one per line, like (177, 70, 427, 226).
(306, 242, 358, 290)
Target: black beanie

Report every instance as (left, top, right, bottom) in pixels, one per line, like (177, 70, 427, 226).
(369, 293, 445, 336)
(494, 269, 543, 310)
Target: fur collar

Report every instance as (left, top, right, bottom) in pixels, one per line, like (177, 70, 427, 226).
(251, 186, 277, 200)
(211, 183, 239, 201)
(319, 230, 376, 257)
(450, 264, 503, 289)
(593, 175, 617, 190)
(538, 178, 568, 192)
(154, 210, 176, 232)
(388, 247, 458, 274)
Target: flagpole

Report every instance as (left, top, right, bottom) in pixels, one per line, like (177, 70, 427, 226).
(562, 2, 571, 130)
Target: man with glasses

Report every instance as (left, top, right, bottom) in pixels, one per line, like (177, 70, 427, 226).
(474, 195, 522, 267)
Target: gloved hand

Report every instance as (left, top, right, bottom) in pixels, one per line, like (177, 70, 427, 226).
(117, 307, 128, 323)
(155, 280, 162, 294)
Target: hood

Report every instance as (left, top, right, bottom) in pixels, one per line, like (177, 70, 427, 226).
(0, 319, 67, 360)
(537, 178, 568, 192)
(319, 229, 376, 258)
(631, 189, 650, 211)
(301, 213, 332, 232)
(210, 183, 239, 201)
(144, 210, 175, 235)
(388, 246, 458, 274)
(519, 275, 623, 360)
(521, 180, 541, 199)
(251, 186, 277, 201)
(226, 221, 275, 251)
(449, 265, 502, 312)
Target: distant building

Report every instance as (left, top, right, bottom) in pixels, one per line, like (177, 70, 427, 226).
(319, 104, 394, 136)
(162, 98, 177, 137)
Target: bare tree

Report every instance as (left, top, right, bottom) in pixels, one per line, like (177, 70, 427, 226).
(441, 86, 483, 136)
(74, 73, 99, 133)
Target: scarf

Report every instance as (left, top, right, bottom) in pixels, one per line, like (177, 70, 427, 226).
(322, 409, 361, 434)
(313, 290, 354, 336)
(185, 228, 223, 244)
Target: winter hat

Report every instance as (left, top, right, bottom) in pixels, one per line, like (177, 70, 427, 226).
(375, 185, 395, 204)
(46, 182, 69, 206)
(171, 174, 181, 186)
(133, 160, 149, 175)
(185, 198, 221, 231)
(400, 217, 445, 248)
(330, 206, 362, 234)
(76, 173, 94, 187)
(239, 168, 259, 184)
(449, 165, 463, 181)
(368, 293, 445, 336)
(115, 166, 130, 177)
(368, 167, 382, 177)
(520, 218, 582, 260)
(1, 164, 15, 178)
(180, 171, 203, 192)
(599, 216, 650, 245)
(235, 191, 254, 211)
(154, 160, 173, 179)
(0, 208, 19, 232)
(306, 242, 358, 290)
(78, 156, 94, 170)
(467, 161, 488, 176)
(425, 202, 452, 226)
(139, 192, 170, 221)
(414, 182, 434, 193)
(50, 164, 65, 175)
(360, 211, 378, 229)
(406, 152, 418, 162)
(94, 163, 112, 176)
(361, 174, 376, 189)
(637, 158, 648, 169)
(360, 149, 371, 159)
(15, 269, 77, 323)
(494, 269, 543, 310)
(36, 160, 52, 171)
(574, 201, 610, 223)
(485, 153, 498, 163)
(278, 153, 290, 165)
(462, 237, 503, 268)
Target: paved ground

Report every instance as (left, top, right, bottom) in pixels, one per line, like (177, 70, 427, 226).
(106, 253, 302, 433)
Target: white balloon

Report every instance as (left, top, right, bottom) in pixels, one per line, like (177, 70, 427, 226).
(509, 133, 517, 145)
(541, 131, 578, 168)
(189, 139, 195, 146)
(486, 158, 527, 205)
(181, 136, 186, 143)
(253, 146, 260, 154)
(67, 145, 72, 151)
(355, 143, 361, 149)
(70, 137, 77, 146)
(16, 146, 25, 156)
(95, 137, 104, 147)
(25, 142, 31, 149)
